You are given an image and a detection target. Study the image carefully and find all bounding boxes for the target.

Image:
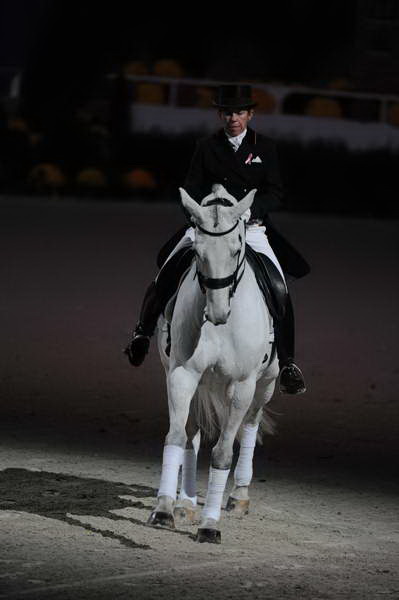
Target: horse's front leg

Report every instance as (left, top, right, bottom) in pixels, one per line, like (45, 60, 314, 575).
(197, 377, 256, 544)
(225, 421, 258, 516)
(174, 408, 201, 525)
(227, 373, 277, 517)
(147, 366, 201, 529)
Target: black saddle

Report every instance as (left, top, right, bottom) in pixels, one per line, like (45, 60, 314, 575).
(156, 243, 287, 325)
(245, 244, 287, 321)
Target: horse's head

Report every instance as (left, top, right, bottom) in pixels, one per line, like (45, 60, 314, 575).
(179, 184, 256, 325)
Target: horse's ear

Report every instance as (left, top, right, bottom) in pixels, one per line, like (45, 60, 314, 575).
(231, 189, 257, 220)
(179, 188, 204, 223)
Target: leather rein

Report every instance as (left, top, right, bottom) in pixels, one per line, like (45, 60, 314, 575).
(194, 200, 245, 298)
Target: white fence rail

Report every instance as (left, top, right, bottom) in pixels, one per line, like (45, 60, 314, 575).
(120, 75, 399, 150)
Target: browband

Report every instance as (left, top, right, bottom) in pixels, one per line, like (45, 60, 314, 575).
(203, 198, 234, 207)
(196, 220, 239, 237)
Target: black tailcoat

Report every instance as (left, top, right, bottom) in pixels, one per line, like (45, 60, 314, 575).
(182, 127, 310, 279)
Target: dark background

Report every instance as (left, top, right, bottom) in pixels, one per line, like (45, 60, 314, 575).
(2, 1, 359, 105)
(0, 5, 398, 596)
(1, 0, 399, 215)
(0, 0, 397, 461)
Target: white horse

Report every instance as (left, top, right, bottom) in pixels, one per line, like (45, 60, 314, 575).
(147, 184, 279, 543)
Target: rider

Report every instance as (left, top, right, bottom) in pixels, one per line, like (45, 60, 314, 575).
(125, 84, 309, 394)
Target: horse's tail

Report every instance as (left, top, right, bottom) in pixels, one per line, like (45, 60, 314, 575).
(254, 405, 279, 445)
(192, 380, 277, 445)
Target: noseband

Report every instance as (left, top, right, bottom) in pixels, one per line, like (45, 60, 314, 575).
(194, 206, 245, 298)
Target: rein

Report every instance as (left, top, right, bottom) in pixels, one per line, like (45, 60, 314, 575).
(197, 250, 245, 297)
(195, 217, 245, 299)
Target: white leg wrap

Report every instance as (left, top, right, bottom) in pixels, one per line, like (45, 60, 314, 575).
(234, 423, 259, 487)
(179, 448, 198, 504)
(178, 430, 200, 504)
(202, 466, 230, 522)
(157, 444, 184, 500)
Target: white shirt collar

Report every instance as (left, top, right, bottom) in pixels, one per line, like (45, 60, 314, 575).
(225, 128, 247, 151)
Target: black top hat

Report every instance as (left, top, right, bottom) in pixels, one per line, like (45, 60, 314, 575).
(213, 84, 257, 110)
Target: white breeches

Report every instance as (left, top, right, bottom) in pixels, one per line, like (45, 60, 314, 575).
(159, 224, 287, 290)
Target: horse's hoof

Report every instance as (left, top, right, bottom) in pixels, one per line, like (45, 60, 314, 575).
(195, 528, 221, 544)
(174, 506, 197, 524)
(225, 496, 249, 516)
(147, 511, 175, 529)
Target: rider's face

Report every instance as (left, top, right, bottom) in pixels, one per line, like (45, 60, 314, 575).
(219, 108, 254, 136)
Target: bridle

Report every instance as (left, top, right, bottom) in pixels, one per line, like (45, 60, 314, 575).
(194, 200, 246, 299)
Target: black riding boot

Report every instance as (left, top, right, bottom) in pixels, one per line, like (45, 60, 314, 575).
(124, 246, 194, 366)
(123, 281, 162, 366)
(274, 294, 306, 394)
(251, 249, 306, 395)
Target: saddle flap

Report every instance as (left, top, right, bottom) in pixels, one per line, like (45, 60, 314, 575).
(245, 244, 287, 321)
(164, 266, 192, 323)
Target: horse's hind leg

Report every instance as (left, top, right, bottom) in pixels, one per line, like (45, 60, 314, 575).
(147, 366, 200, 529)
(227, 374, 277, 517)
